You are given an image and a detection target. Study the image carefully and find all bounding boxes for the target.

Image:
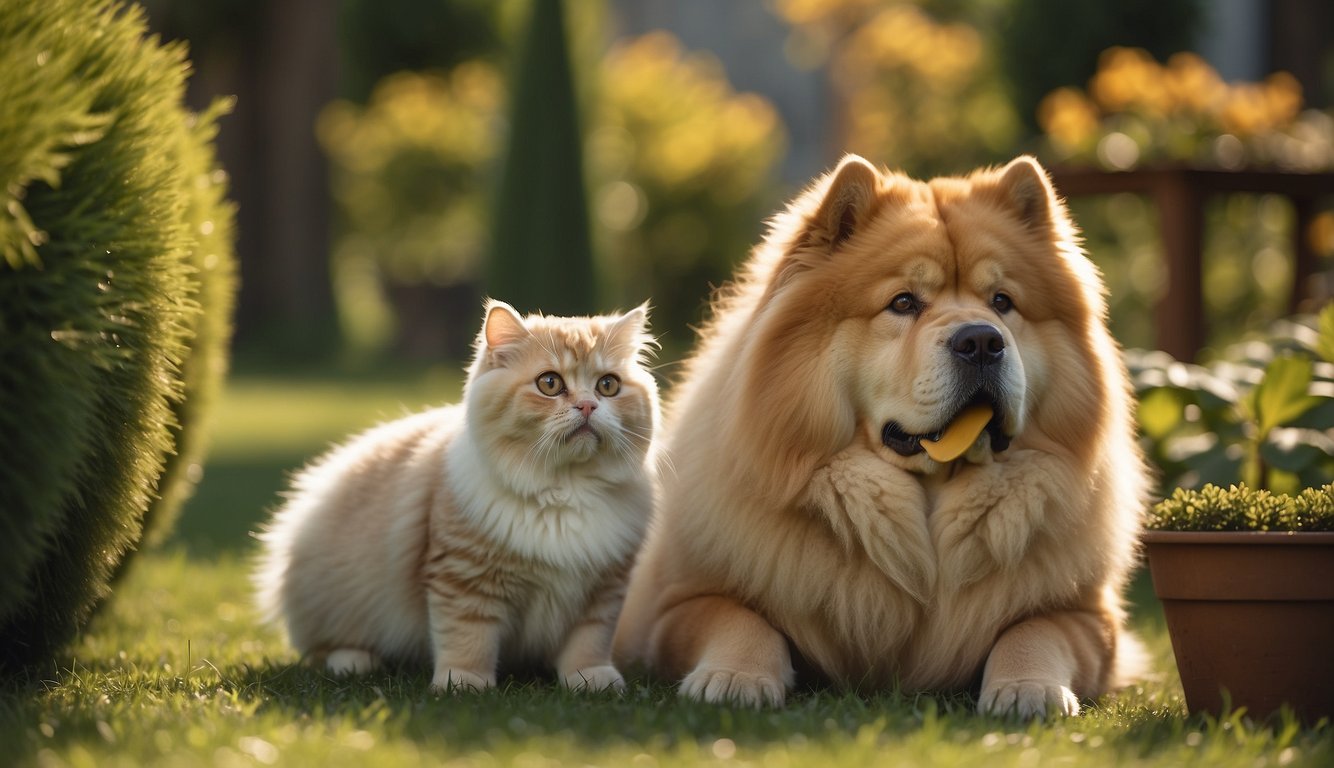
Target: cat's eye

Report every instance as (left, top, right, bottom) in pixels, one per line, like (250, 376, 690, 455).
(596, 374, 621, 397)
(535, 372, 565, 396)
(887, 292, 919, 315)
(992, 292, 1014, 314)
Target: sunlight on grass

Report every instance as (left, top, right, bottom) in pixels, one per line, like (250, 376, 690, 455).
(170, 366, 463, 554)
(2, 551, 1327, 767)
(3, 370, 1330, 767)
(210, 366, 463, 460)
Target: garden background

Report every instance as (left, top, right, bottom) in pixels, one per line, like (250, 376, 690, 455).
(2, 0, 1332, 765)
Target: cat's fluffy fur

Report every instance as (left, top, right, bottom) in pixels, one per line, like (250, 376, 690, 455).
(613, 155, 1147, 717)
(255, 300, 658, 692)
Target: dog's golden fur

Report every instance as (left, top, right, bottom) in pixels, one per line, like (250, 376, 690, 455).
(613, 155, 1147, 716)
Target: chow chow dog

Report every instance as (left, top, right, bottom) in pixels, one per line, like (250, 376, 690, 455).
(612, 155, 1147, 717)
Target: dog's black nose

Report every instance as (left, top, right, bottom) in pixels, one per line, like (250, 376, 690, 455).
(949, 323, 1005, 367)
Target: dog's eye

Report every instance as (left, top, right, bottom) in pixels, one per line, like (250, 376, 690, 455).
(992, 293, 1014, 314)
(536, 372, 565, 396)
(887, 293, 919, 315)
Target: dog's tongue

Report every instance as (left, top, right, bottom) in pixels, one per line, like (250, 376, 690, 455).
(920, 404, 993, 462)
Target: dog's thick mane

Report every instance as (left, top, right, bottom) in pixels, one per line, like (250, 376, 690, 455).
(662, 169, 856, 507)
(666, 159, 1139, 507)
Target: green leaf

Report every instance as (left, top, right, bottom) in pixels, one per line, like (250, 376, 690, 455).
(1290, 396, 1334, 429)
(1317, 303, 1334, 364)
(1259, 437, 1328, 473)
(1250, 355, 1319, 433)
(1137, 387, 1184, 439)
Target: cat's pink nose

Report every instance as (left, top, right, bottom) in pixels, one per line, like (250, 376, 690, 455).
(574, 400, 597, 419)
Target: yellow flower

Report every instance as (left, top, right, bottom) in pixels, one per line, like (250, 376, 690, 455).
(1038, 87, 1101, 150)
(1220, 83, 1271, 136)
(1263, 71, 1303, 126)
(1165, 52, 1225, 115)
(1091, 47, 1161, 113)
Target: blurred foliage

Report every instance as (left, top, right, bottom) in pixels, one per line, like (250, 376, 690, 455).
(1130, 305, 1334, 497)
(1036, 48, 1334, 350)
(1038, 48, 1334, 171)
(1075, 192, 1322, 353)
(998, 0, 1203, 136)
(320, 27, 783, 354)
(318, 65, 503, 352)
(773, 0, 1018, 178)
(589, 32, 786, 349)
(338, 0, 504, 102)
(0, 0, 234, 670)
(1146, 483, 1334, 532)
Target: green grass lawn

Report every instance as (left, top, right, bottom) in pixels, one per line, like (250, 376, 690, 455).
(2, 365, 1330, 766)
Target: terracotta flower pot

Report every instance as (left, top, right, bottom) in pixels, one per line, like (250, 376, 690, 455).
(1142, 531, 1334, 721)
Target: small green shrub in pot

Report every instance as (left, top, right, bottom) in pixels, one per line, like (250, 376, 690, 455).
(1146, 483, 1334, 532)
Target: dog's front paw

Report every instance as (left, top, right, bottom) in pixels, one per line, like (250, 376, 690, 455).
(561, 664, 625, 692)
(979, 678, 1080, 718)
(430, 667, 495, 693)
(680, 666, 785, 708)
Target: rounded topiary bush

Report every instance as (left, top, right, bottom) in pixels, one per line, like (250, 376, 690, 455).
(0, 0, 235, 670)
(141, 98, 237, 548)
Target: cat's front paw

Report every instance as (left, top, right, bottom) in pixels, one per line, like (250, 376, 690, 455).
(978, 678, 1080, 719)
(561, 664, 625, 692)
(430, 667, 495, 693)
(325, 648, 379, 675)
(680, 666, 785, 708)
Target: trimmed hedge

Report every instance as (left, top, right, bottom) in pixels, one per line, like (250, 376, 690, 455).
(0, 0, 235, 670)
(141, 98, 237, 547)
(1147, 484, 1334, 532)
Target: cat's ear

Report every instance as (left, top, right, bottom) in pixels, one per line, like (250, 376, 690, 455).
(482, 300, 530, 350)
(608, 302, 654, 357)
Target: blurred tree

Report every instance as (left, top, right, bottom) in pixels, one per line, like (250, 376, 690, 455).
(999, 0, 1204, 134)
(142, 0, 338, 358)
(486, 0, 596, 316)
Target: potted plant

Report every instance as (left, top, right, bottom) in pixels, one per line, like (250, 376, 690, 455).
(1142, 483, 1334, 721)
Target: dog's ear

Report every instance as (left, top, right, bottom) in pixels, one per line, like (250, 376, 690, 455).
(994, 155, 1058, 231)
(769, 155, 881, 292)
(809, 154, 881, 251)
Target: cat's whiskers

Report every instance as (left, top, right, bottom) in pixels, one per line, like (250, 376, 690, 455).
(256, 300, 657, 696)
(608, 423, 652, 462)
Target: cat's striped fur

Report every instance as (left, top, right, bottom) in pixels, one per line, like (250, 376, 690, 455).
(255, 300, 658, 692)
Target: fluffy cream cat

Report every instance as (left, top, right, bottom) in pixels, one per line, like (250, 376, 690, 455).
(254, 300, 658, 692)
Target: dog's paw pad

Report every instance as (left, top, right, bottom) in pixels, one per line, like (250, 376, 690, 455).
(681, 667, 785, 708)
(979, 679, 1080, 719)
